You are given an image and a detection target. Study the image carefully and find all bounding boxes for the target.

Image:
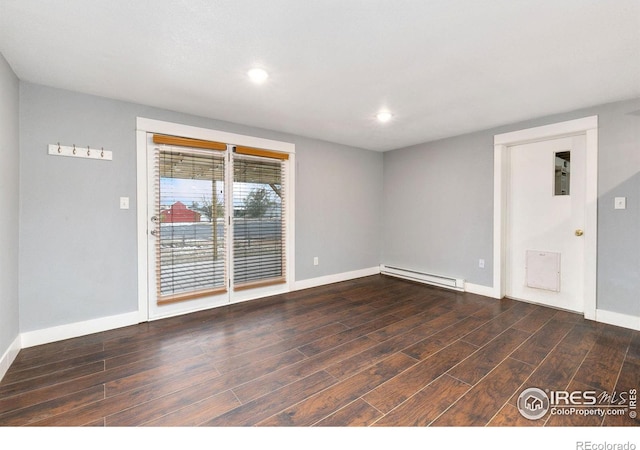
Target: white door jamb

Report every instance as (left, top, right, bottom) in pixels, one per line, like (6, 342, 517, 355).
(492, 116, 598, 320)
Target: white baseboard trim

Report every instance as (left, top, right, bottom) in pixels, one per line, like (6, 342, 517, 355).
(20, 311, 141, 349)
(595, 309, 640, 331)
(19, 269, 380, 350)
(464, 282, 500, 299)
(0, 335, 21, 383)
(293, 266, 381, 291)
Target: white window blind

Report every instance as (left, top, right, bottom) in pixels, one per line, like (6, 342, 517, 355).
(154, 146, 227, 304)
(232, 154, 287, 290)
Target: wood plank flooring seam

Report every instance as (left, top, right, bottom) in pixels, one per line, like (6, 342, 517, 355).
(539, 337, 598, 427)
(392, 373, 472, 427)
(484, 369, 536, 428)
(504, 324, 582, 418)
(437, 345, 535, 425)
(508, 323, 577, 369)
(447, 326, 533, 384)
(370, 372, 471, 427)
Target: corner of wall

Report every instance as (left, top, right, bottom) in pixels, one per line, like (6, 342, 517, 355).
(0, 52, 22, 382)
(294, 267, 381, 291)
(0, 335, 21, 383)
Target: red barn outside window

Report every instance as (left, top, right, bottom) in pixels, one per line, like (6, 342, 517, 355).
(160, 201, 202, 223)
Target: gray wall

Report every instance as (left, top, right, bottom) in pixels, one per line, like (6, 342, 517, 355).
(383, 131, 494, 286)
(593, 100, 640, 316)
(383, 97, 640, 317)
(0, 54, 20, 357)
(18, 82, 382, 332)
(13, 79, 640, 336)
(296, 140, 382, 280)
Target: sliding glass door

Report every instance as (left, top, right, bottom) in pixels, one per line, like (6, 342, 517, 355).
(155, 147, 227, 304)
(233, 154, 287, 290)
(145, 131, 292, 319)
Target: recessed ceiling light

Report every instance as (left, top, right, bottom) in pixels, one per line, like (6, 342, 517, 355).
(376, 111, 393, 123)
(247, 68, 269, 84)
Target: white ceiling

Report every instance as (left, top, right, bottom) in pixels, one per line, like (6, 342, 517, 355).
(1, 1, 639, 152)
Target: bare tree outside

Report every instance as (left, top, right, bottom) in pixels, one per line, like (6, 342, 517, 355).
(242, 187, 277, 218)
(191, 194, 224, 222)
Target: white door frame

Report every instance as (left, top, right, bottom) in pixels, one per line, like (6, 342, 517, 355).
(135, 117, 296, 322)
(492, 116, 598, 320)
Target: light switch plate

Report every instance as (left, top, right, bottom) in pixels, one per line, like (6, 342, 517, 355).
(120, 197, 130, 210)
(614, 197, 626, 210)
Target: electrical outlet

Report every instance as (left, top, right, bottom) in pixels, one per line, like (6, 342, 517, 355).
(313, 257, 319, 266)
(614, 197, 626, 210)
(120, 197, 130, 210)
(479, 259, 485, 269)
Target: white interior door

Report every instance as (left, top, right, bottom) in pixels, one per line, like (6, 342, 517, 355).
(507, 135, 586, 312)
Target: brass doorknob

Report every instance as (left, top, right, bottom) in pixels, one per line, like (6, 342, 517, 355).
(575, 229, 584, 237)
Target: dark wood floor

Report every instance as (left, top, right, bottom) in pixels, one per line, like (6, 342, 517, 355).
(1, 275, 638, 427)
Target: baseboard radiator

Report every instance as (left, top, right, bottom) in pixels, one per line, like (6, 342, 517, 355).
(380, 265, 465, 291)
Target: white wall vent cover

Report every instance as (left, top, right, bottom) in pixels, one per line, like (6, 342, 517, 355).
(525, 250, 560, 292)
